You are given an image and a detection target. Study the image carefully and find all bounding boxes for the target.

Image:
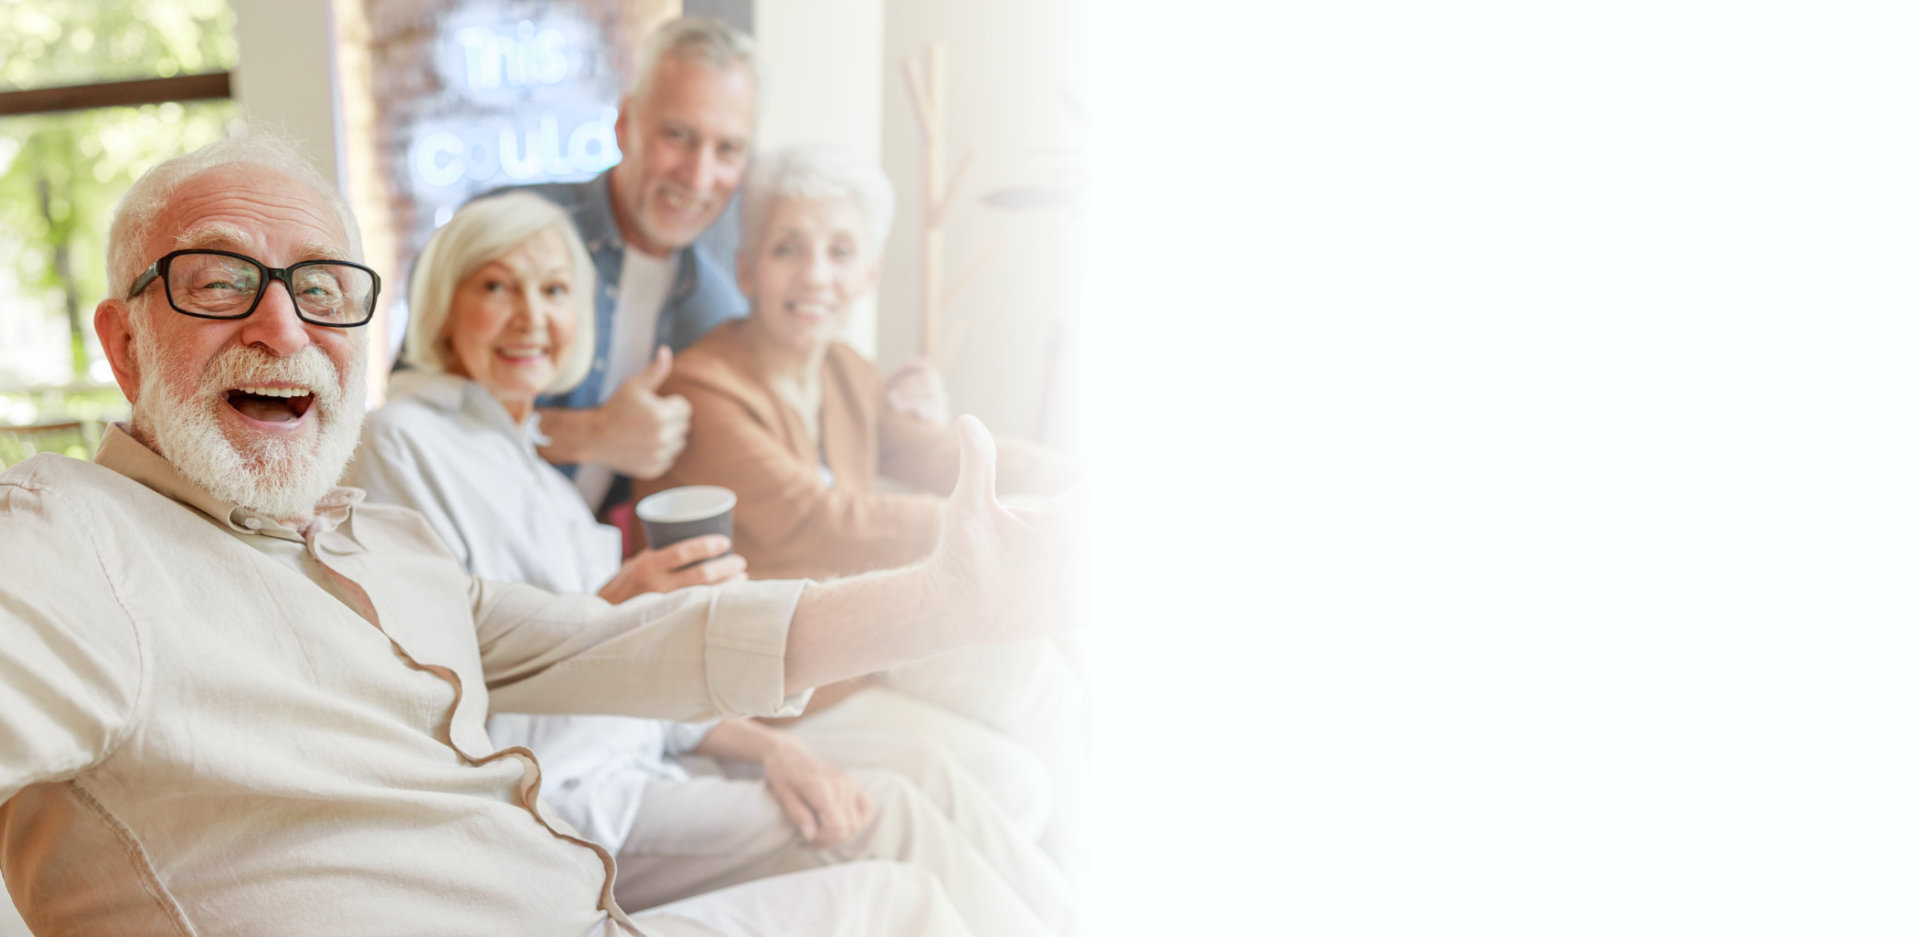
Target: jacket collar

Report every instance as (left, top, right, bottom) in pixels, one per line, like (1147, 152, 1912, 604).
(385, 370, 549, 447)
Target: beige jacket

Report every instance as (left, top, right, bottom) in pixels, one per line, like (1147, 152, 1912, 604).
(0, 426, 807, 936)
(637, 320, 1068, 581)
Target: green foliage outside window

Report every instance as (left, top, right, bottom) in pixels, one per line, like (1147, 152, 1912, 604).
(0, 0, 239, 460)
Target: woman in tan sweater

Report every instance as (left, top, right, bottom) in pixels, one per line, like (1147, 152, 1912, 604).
(630, 180, 1071, 579)
(629, 144, 1089, 886)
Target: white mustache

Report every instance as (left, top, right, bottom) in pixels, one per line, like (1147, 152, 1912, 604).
(198, 345, 344, 415)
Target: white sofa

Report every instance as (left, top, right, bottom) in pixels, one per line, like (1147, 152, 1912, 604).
(0, 894, 28, 937)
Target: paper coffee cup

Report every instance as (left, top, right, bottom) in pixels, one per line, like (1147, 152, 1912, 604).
(635, 485, 736, 554)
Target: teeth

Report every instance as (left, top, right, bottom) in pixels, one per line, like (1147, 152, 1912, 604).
(792, 303, 831, 316)
(235, 386, 310, 398)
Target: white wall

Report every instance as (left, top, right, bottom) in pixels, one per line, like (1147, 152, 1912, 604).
(231, 0, 343, 184)
(0, 893, 26, 937)
(879, 0, 1085, 445)
(753, 0, 886, 354)
(754, 0, 884, 160)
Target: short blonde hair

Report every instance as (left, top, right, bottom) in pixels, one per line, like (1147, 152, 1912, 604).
(403, 192, 597, 394)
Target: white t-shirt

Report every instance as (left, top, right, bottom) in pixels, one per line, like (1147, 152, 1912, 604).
(574, 247, 674, 512)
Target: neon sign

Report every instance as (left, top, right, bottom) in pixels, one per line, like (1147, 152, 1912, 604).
(410, 110, 619, 189)
(407, 12, 621, 197)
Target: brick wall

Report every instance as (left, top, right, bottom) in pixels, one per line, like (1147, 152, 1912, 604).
(335, 0, 674, 396)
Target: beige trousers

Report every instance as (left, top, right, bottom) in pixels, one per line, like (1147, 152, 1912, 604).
(628, 861, 971, 937)
(613, 766, 1068, 937)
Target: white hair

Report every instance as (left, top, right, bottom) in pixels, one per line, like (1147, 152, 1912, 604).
(106, 127, 361, 299)
(626, 16, 760, 112)
(402, 192, 597, 394)
(739, 143, 895, 260)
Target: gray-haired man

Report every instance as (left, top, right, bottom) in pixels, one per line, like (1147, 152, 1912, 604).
(503, 17, 943, 542)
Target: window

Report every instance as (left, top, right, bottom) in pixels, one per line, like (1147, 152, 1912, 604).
(0, 0, 236, 461)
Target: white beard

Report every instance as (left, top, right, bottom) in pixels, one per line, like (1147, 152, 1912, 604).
(132, 328, 366, 521)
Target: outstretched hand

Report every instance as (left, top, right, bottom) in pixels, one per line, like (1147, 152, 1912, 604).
(924, 415, 1083, 646)
(779, 416, 1084, 692)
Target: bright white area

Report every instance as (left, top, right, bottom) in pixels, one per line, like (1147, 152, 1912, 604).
(876, 0, 1085, 444)
(755, 0, 884, 356)
(231, 0, 340, 182)
(754, 0, 882, 161)
(1078, 1, 1920, 934)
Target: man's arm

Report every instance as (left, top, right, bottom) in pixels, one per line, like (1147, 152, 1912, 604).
(477, 418, 1075, 721)
(536, 347, 691, 481)
(0, 477, 144, 800)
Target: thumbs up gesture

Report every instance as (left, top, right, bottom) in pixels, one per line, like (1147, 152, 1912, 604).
(602, 347, 692, 480)
(537, 347, 692, 481)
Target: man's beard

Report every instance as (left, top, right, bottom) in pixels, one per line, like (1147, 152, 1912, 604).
(132, 329, 365, 521)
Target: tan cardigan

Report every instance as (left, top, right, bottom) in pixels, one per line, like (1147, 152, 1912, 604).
(633, 319, 1066, 581)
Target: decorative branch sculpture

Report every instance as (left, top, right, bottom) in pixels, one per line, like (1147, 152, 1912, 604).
(900, 42, 994, 362)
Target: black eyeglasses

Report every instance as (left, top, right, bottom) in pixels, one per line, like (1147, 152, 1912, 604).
(126, 249, 382, 328)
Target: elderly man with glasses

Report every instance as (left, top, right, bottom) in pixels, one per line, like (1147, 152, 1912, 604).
(0, 132, 1075, 937)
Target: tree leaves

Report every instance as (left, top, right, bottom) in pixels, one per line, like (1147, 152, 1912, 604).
(0, 0, 237, 385)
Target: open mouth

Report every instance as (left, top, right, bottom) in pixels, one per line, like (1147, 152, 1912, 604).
(224, 385, 316, 423)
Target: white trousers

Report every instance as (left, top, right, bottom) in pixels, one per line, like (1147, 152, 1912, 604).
(628, 861, 971, 937)
(877, 638, 1093, 887)
(614, 763, 1070, 937)
(778, 685, 1054, 841)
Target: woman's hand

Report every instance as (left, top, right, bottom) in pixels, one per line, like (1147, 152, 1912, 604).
(760, 734, 873, 848)
(884, 357, 950, 424)
(693, 721, 872, 848)
(596, 535, 747, 603)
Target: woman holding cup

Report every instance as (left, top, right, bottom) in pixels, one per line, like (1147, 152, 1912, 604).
(346, 192, 1072, 935)
(627, 144, 1089, 884)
